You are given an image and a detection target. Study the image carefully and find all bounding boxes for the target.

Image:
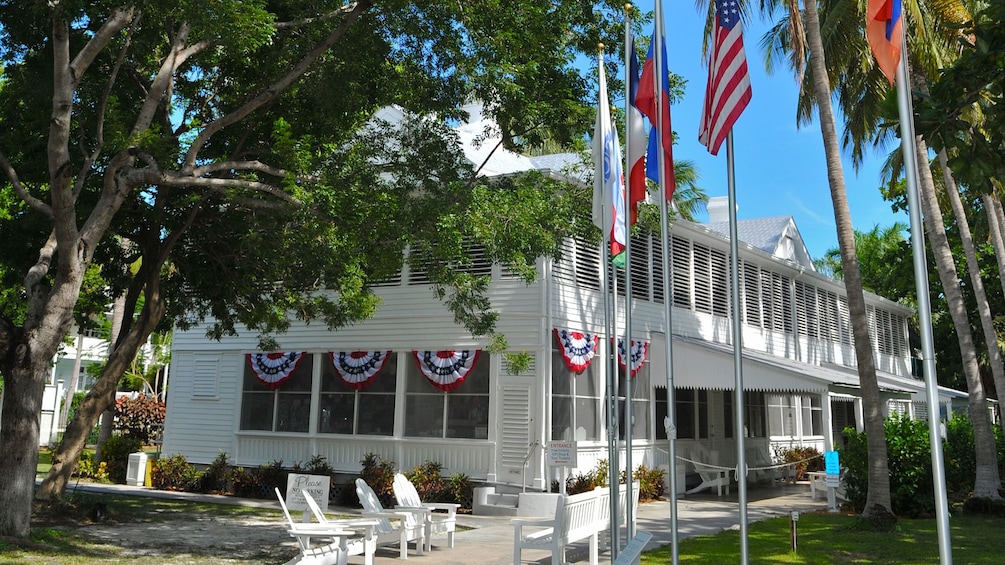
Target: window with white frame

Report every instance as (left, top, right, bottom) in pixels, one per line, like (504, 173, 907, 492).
(403, 352, 490, 439)
(767, 393, 823, 437)
(318, 352, 397, 436)
(240, 354, 313, 433)
(551, 349, 600, 441)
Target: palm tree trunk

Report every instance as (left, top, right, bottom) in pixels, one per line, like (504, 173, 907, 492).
(914, 139, 1002, 499)
(803, 0, 892, 517)
(983, 193, 1005, 301)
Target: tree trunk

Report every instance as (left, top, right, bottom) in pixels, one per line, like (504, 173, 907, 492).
(802, 0, 892, 517)
(36, 266, 167, 500)
(936, 148, 1005, 464)
(93, 288, 129, 466)
(915, 141, 1002, 499)
(0, 365, 44, 538)
(982, 193, 1005, 305)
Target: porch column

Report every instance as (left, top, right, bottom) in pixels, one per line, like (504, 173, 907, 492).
(821, 392, 833, 451)
(854, 397, 865, 432)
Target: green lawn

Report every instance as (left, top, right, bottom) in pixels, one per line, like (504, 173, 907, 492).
(643, 511, 1003, 564)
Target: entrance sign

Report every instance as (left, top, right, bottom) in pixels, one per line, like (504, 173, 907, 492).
(285, 473, 331, 512)
(548, 441, 578, 467)
(824, 450, 840, 475)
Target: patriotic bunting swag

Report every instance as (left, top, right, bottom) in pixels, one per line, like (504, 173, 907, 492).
(554, 328, 600, 373)
(247, 352, 305, 389)
(616, 338, 650, 377)
(330, 351, 391, 390)
(413, 350, 480, 392)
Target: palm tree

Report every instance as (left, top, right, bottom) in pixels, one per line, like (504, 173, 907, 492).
(719, 0, 894, 518)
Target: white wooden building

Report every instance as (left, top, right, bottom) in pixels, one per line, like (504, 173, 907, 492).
(162, 109, 965, 493)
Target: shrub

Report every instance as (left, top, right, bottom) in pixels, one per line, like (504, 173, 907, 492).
(100, 435, 144, 483)
(444, 473, 474, 509)
(195, 452, 232, 494)
(72, 451, 109, 482)
(633, 464, 666, 501)
(360, 453, 396, 507)
(151, 454, 199, 491)
(775, 446, 823, 481)
(406, 461, 445, 501)
(230, 459, 289, 499)
(840, 414, 936, 517)
(114, 395, 166, 443)
(304, 455, 337, 501)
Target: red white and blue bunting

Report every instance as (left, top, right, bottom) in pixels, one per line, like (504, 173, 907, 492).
(247, 352, 306, 389)
(616, 338, 649, 377)
(330, 351, 391, 390)
(412, 350, 480, 392)
(554, 328, 600, 374)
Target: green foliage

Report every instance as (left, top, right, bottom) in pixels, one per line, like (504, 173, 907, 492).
(231, 459, 287, 499)
(113, 395, 166, 443)
(633, 464, 666, 501)
(99, 436, 144, 484)
(405, 460, 445, 502)
(775, 446, 823, 481)
(195, 452, 233, 494)
(71, 451, 109, 483)
(841, 415, 938, 517)
(444, 473, 474, 509)
(151, 454, 200, 491)
(359, 453, 396, 508)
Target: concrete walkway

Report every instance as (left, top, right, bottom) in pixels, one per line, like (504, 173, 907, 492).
(61, 480, 825, 564)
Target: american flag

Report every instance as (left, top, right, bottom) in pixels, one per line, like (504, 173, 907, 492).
(699, 0, 752, 156)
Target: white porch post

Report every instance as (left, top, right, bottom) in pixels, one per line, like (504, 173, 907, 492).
(821, 392, 833, 451)
(854, 397, 865, 433)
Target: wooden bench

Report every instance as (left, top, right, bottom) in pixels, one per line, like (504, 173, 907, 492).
(511, 489, 600, 565)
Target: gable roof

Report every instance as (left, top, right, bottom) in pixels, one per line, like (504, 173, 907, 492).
(705, 216, 816, 271)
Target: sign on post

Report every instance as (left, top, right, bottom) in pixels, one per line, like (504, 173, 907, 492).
(285, 473, 331, 513)
(824, 450, 840, 487)
(547, 440, 578, 468)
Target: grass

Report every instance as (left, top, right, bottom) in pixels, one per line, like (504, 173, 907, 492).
(642, 510, 1005, 564)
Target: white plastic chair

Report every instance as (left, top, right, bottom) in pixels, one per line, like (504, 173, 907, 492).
(275, 487, 357, 565)
(392, 472, 459, 552)
(355, 478, 426, 559)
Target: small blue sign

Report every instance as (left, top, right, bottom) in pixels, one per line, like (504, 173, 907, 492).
(824, 450, 840, 475)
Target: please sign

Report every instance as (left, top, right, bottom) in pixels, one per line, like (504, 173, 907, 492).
(285, 473, 331, 512)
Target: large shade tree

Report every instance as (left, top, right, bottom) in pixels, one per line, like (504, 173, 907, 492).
(0, 0, 631, 538)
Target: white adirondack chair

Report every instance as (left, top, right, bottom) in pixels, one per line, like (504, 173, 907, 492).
(392, 472, 459, 552)
(298, 489, 380, 565)
(355, 478, 426, 559)
(275, 487, 361, 565)
(682, 443, 730, 496)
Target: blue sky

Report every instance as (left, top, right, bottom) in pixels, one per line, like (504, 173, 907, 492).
(636, 0, 908, 261)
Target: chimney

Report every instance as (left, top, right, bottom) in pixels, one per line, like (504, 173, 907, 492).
(707, 196, 732, 223)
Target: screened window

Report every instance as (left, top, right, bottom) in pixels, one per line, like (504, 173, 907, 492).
(318, 353, 397, 436)
(404, 353, 490, 439)
(616, 360, 650, 440)
(240, 354, 313, 433)
(674, 389, 709, 440)
(767, 393, 822, 437)
(551, 349, 601, 441)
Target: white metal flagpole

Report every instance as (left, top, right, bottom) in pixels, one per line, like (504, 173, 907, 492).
(725, 132, 749, 564)
(650, 0, 680, 561)
(622, 7, 635, 545)
(894, 41, 952, 565)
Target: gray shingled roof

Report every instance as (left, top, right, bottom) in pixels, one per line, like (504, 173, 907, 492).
(705, 216, 793, 255)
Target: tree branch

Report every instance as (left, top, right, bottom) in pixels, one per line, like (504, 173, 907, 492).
(69, 8, 136, 89)
(183, 0, 372, 172)
(0, 151, 51, 217)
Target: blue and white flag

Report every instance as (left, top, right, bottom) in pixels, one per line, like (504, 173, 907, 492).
(591, 51, 627, 261)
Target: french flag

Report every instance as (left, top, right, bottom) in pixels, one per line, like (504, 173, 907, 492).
(635, 5, 676, 201)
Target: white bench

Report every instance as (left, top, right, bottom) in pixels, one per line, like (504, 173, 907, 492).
(511, 483, 642, 564)
(511, 489, 600, 565)
(808, 471, 846, 501)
